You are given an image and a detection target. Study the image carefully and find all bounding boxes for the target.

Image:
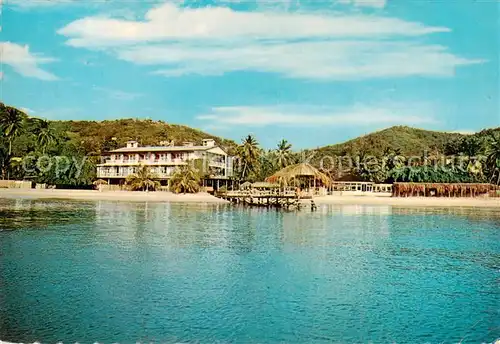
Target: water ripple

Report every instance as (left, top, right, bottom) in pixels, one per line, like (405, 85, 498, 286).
(0, 199, 499, 343)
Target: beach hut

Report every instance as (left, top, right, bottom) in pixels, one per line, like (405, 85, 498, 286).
(266, 163, 332, 190)
(240, 181, 252, 190)
(392, 182, 494, 198)
(251, 182, 280, 189)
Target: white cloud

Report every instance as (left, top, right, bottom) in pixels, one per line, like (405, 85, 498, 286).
(121, 41, 481, 80)
(57, 3, 483, 80)
(58, 3, 448, 48)
(197, 104, 437, 127)
(92, 86, 142, 100)
(0, 42, 58, 80)
(338, 0, 387, 9)
(451, 129, 476, 135)
(20, 107, 36, 114)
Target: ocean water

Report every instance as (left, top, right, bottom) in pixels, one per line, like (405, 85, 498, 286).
(0, 199, 499, 344)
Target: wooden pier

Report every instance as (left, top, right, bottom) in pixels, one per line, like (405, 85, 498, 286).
(217, 190, 302, 209)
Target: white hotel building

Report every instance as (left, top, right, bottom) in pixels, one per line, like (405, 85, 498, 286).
(97, 139, 234, 188)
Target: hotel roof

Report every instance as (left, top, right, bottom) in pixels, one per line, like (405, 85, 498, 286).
(107, 145, 218, 153)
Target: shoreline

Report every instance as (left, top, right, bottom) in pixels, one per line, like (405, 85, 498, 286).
(0, 189, 499, 208)
(309, 195, 500, 208)
(0, 189, 229, 203)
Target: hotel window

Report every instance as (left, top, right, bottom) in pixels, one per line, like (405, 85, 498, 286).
(172, 153, 185, 160)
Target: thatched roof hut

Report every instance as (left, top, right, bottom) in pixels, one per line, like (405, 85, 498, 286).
(392, 182, 495, 198)
(240, 181, 252, 190)
(252, 182, 279, 189)
(266, 163, 331, 187)
(93, 179, 108, 186)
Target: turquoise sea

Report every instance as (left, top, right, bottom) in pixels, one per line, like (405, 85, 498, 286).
(0, 199, 499, 343)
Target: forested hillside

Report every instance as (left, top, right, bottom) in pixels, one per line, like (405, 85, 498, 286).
(307, 126, 466, 159)
(1, 102, 499, 187)
(61, 119, 238, 155)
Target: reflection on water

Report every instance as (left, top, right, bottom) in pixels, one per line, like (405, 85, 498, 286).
(0, 198, 97, 231)
(0, 199, 499, 343)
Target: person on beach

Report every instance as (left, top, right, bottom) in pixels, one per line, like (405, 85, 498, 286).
(295, 187, 301, 199)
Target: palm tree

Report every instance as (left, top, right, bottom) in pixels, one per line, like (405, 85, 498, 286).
(256, 150, 277, 181)
(32, 119, 57, 154)
(238, 135, 260, 180)
(485, 133, 500, 185)
(8, 157, 24, 180)
(170, 164, 201, 194)
(461, 135, 484, 158)
(126, 165, 160, 191)
(0, 127, 9, 179)
(0, 105, 26, 155)
(274, 139, 292, 169)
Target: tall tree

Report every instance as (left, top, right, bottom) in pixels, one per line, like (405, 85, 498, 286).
(170, 164, 201, 194)
(485, 133, 500, 185)
(255, 150, 277, 181)
(32, 119, 58, 154)
(238, 135, 260, 180)
(275, 139, 292, 169)
(0, 105, 26, 155)
(126, 165, 160, 191)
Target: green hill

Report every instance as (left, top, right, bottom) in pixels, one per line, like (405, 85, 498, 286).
(54, 119, 239, 155)
(306, 126, 470, 159)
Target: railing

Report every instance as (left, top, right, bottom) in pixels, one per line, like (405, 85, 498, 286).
(97, 171, 227, 179)
(98, 159, 188, 166)
(97, 172, 129, 178)
(224, 190, 297, 197)
(208, 161, 226, 168)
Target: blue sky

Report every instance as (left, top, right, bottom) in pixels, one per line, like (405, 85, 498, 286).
(1, 0, 498, 148)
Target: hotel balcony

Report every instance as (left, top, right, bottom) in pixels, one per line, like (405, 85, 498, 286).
(98, 159, 188, 166)
(97, 170, 227, 179)
(98, 171, 172, 179)
(208, 161, 226, 169)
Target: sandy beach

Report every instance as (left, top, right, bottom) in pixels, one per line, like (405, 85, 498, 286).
(0, 189, 229, 203)
(311, 195, 500, 208)
(1, 188, 499, 208)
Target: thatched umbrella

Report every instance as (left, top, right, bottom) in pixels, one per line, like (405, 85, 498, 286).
(266, 163, 332, 187)
(93, 179, 108, 191)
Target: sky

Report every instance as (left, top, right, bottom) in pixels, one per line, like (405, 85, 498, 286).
(1, 0, 498, 148)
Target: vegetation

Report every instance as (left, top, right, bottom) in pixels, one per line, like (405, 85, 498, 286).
(170, 164, 201, 194)
(237, 135, 261, 180)
(0, 103, 238, 187)
(274, 139, 293, 169)
(125, 165, 161, 191)
(62, 118, 238, 155)
(308, 126, 464, 158)
(2, 102, 499, 188)
(0, 103, 96, 185)
(393, 183, 492, 197)
(0, 105, 26, 155)
(232, 128, 500, 186)
(485, 132, 500, 185)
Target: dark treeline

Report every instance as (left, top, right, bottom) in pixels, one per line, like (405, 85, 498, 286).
(2, 103, 500, 186)
(231, 131, 500, 185)
(0, 103, 95, 185)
